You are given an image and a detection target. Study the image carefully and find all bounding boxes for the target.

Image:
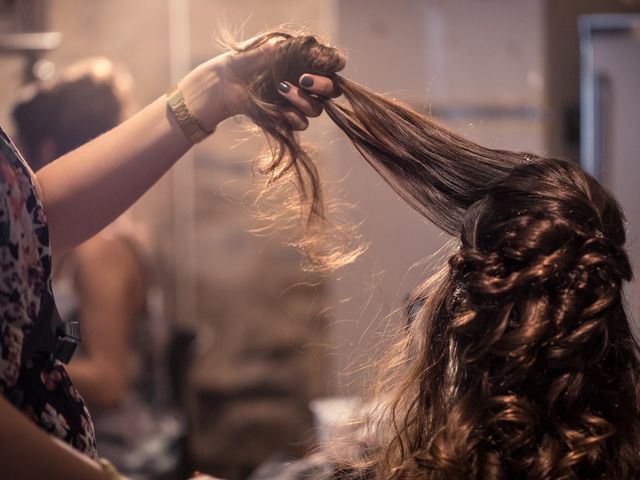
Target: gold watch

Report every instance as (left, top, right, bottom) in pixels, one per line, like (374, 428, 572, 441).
(166, 85, 214, 144)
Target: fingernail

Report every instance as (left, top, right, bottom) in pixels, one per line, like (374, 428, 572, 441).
(300, 76, 314, 88)
(277, 82, 290, 93)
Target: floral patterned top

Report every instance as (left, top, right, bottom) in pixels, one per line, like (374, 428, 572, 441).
(0, 126, 98, 459)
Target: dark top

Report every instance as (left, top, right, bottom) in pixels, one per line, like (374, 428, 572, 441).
(0, 126, 98, 458)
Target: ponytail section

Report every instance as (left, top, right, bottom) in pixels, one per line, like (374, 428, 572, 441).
(240, 33, 528, 242)
(324, 76, 527, 234)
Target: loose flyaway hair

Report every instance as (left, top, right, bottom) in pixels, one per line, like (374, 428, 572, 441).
(237, 33, 640, 479)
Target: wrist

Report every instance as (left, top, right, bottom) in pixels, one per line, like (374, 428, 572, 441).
(166, 85, 214, 144)
(178, 60, 230, 133)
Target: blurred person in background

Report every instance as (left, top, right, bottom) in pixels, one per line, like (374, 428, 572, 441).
(12, 57, 183, 479)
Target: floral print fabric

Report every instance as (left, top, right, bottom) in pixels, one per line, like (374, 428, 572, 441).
(0, 126, 97, 459)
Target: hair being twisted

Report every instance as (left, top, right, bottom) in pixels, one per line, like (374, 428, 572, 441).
(437, 160, 637, 478)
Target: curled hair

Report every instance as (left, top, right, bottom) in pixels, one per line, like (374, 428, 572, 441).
(240, 33, 640, 478)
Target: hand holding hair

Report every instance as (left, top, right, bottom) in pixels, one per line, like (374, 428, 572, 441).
(176, 36, 337, 134)
(275, 73, 341, 130)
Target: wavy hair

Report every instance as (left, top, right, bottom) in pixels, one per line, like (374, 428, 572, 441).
(239, 33, 640, 479)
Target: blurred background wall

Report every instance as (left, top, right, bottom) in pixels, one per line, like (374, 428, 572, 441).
(1, 0, 639, 478)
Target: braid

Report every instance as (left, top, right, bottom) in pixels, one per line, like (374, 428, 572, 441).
(422, 159, 639, 479)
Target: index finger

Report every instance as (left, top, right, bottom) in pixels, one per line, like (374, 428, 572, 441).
(298, 74, 339, 98)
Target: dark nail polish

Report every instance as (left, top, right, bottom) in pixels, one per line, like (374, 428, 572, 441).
(300, 76, 314, 88)
(277, 82, 290, 93)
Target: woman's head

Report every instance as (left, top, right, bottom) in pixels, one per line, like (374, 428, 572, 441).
(352, 160, 639, 480)
(241, 33, 640, 477)
(408, 158, 638, 478)
(452, 158, 632, 366)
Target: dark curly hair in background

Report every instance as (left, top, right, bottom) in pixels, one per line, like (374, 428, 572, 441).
(239, 33, 640, 479)
(12, 58, 132, 171)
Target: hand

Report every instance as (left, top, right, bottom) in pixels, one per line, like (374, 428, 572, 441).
(275, 73, 340, 130)
(178, 36, 282, 131)
(179, 38, 340, 132)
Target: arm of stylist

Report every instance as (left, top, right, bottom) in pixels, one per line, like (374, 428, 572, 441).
(1, 37, 336, 480)
(35, 39, 335, 255)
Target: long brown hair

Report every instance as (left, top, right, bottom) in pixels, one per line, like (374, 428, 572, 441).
(240, 33, 640, 479)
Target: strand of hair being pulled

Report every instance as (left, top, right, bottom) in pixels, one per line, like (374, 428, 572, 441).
(235, 32, 536, 270)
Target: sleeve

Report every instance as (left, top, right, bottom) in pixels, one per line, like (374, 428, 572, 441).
(0, 182, 24, 393)
(0, 154, 27, 393)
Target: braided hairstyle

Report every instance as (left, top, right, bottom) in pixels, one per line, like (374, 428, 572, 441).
(426, 159, 638, 479)
(238, 33, 640, 478)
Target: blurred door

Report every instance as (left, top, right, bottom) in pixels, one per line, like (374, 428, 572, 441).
(580, 14, 640, 325)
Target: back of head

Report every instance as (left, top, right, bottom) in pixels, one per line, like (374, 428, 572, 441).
(232, 32, 640, 478)
(431, 158, 638, 478)
(12, 57, 133, 170)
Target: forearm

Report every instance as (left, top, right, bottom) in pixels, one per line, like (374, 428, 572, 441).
(36, 95, 192, 254)
(34, 38, 315, 255)
(0, 395, 109, 480)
